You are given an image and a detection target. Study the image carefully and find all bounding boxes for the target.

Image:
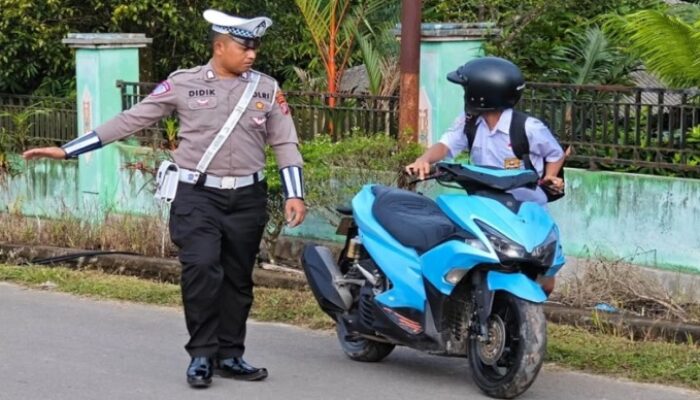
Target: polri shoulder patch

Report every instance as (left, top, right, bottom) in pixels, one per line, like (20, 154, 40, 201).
(150, 81, 172, 97)
(275, 90, 290, 115)
(250, 69, 276, 83)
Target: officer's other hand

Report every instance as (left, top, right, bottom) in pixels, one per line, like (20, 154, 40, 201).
(404, 158, 431, 180)
(285, 198, 306, 228)
(540, 175, 564, 194)
(23, 147, 66, 160)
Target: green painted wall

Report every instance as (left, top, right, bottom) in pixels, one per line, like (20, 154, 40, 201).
(110, 142, 167, 218)
(1, 143, 163, 221)
(550, 168, 700, 273)
(420, 40, 484, 145)
(0, 158, 79, 218)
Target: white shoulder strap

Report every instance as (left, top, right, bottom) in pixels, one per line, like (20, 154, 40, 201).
(196, 72, 261, 174)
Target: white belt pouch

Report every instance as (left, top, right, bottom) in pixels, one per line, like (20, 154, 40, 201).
(154, 160, 181, 203)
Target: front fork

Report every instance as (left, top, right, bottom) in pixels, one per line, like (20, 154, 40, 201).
(471, 270, 495, 341)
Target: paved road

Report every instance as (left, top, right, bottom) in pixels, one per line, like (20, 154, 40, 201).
(0, 282, 697, 400)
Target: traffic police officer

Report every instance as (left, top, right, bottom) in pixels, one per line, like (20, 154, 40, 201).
(405, 56, 564, 294)
(23, 9, 306, 389)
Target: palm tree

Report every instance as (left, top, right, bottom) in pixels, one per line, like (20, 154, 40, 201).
(356, 23, 400, 97)
(294, 0, 391, 106)
(555, 26, 637, 86)
(606, 5, 700, 88)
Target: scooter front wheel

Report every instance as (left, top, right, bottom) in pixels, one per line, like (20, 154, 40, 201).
(467, 292, 546, 399)
(336, 318, 395, 362)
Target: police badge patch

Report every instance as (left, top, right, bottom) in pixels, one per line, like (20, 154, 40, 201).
(151, 81, 171, 97)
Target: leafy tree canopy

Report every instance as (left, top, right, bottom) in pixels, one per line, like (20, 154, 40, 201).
(0, 0, 673, 95)
(422, 0, 664, 80)
(0, 0, 312, 95)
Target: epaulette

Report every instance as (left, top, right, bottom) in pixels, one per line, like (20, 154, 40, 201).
(250, 69, 277, 85)
(168, 65, 203, 79)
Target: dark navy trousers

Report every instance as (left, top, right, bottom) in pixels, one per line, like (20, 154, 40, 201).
(169, 180, 268, 359)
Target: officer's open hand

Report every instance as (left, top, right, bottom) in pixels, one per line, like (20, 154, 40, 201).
(285, 198, 306, 228)
(23, 147, 66, 160)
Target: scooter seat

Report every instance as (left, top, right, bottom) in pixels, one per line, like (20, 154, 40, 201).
(371, 185, 461, 254)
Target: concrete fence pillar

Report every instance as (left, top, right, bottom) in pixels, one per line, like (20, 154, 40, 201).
(62, 33, 152, 217)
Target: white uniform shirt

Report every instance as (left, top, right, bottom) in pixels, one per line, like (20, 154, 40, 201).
(439, 108, 565, 205)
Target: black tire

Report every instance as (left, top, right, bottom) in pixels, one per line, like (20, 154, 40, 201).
(468, 292, 546, 399)
(335, 318, 395, 362)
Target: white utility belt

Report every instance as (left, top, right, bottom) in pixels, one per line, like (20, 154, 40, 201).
(178, 168, 264, 190)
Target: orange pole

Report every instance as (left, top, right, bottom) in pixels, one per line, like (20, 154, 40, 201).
(398, 0, 421, 144)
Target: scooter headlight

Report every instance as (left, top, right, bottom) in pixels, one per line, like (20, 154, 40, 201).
(532, 228, 558, 267)
(475, 221, 527, 261)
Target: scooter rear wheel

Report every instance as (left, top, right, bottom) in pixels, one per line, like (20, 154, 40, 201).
(336, 318, 395, 362)
(467, 292, 546, 399)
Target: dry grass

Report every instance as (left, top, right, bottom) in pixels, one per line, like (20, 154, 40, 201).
(552, 259, 700, 324)
(0, 212, 177, 258)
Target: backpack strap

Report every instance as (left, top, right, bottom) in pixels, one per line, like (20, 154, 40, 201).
(511, 110, 567, 202)
(462, 113, 479, 151)
(509, 110, 537, 174)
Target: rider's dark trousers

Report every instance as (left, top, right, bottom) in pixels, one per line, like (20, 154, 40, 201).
(168, 180, 268, 359)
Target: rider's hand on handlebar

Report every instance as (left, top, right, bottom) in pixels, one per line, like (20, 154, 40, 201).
(404, 158, 431, 180)
(540, 175, 564, 194)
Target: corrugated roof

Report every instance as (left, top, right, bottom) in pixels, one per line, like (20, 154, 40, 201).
(628, 70, 685, 106)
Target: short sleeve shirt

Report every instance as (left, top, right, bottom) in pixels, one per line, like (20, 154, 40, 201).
(439, 109, 564, 205)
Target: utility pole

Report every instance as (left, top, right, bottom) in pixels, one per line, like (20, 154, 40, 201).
(398, 0, 421, 144)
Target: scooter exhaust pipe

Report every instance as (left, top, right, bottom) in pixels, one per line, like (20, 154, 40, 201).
(301, 244, 353, 318)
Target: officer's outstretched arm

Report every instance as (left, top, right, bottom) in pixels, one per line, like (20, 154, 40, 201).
(24, 79, 177, 161)
(23, 130, 102, 160)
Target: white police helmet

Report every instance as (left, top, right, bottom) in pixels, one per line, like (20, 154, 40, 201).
(203, 9, 272, 49)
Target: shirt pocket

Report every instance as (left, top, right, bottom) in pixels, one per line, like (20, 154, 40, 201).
(470, 145, 484, 164)
(186, 97, 219, 130)
(243, 105, 269, 136)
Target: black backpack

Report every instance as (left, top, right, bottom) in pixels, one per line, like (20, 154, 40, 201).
(463, 110, 565, 202)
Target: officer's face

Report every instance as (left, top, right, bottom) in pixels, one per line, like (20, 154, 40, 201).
(215, 37, 257, 76)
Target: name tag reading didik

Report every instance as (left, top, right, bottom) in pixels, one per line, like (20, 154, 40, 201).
(504, 157, 522, 169)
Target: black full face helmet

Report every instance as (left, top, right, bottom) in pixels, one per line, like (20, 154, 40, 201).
(446, 56, 525, 113)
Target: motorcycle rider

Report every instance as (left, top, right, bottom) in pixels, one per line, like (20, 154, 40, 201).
(405, 56, 565, 296)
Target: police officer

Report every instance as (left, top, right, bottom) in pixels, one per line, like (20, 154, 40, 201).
(23, 9, 306, 389)
(405, 56, 564, 294)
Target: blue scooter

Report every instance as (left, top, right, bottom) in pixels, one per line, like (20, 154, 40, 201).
(301, 162, 565, 399)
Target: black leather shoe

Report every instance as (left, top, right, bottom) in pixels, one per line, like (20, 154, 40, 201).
(215, 357, 268, 381)
(187, 357, 213, 388)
